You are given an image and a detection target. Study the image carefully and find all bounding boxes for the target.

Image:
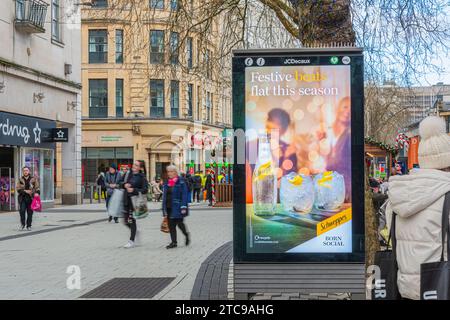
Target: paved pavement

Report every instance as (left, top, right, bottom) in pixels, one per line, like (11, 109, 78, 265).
(0, 201, 232, 299)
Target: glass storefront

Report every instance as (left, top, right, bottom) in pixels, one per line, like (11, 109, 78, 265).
(22, 148, 55, 202)
(81, 147, 133, 184)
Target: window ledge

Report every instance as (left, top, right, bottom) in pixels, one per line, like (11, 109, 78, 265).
(51, 38, 65, 47)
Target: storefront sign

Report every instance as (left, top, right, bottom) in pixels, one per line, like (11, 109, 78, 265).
(100, 135, 123, 142)
(51, 128, 69, 142)
(0, 111, 55, 148)
(232, 49, 365, 263)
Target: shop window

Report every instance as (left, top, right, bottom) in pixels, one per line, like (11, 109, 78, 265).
(150, 79, 165, 118)
(23, 148, 54, 202)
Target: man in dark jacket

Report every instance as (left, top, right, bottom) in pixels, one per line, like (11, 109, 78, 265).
(205, 170, 213, 206)
(192, 172, 202, 203)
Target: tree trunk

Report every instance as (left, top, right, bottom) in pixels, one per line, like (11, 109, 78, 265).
(296, 0, 355, 45)
(292, 0, 378, 271)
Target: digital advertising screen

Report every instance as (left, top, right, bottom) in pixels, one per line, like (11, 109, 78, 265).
(232, 49, 365, 263)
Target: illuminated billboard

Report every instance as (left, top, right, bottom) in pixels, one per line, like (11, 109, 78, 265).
(233, 49, 365, 263)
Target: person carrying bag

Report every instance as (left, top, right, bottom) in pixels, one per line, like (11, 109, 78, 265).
(420, 192, 450, 300)
(121, 160, 149, 249)
(385, 116, 450, 299)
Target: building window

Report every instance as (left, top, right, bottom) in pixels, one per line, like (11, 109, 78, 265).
(150, 0, 164, 9)
(205, 49, 212, 79)
(115, 29, 123, 63)
(89, 79, 108, 118)
(51, 0, 60, 41)
(206, 92, 211, 122)
(197, 85, 201, 121)
(92, 0, 108, 7)
(170, 81, 179, 118)
(89, 30, 108, 64)
(116, 79, 124, 118)
(150, 30, 164, 64)
(187, 84, 193, 118)
(170, 32, 179, 65)
(170, 0, 178, 10)
(447, 116, 450, 133)
(186, 37, 193, 69)
(150, 80, 165, 118)
(197, 39, 201, 67)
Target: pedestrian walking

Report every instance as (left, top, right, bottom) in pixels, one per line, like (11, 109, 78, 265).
(105, 164, 122, 223)
(386, 116, 450, 300)
(162, 165, 190, 249)
(16, 166, 40, 231)
(205, 170, 213, 206)
(151, 178, 163, 202)
(96, 170, 107, 201)
(192, 172, 202, 203)
(185, 173, 193, 203)
(122, 160, 149, 249)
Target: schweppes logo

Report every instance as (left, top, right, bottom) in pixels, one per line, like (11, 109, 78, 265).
(317, 208, 352, 236)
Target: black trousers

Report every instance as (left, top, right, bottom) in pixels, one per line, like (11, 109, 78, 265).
(192, 188, 201, 202)
(167, 209, 188, 244)
(124, 196, 136, 241)
(19, 199, 33, 228)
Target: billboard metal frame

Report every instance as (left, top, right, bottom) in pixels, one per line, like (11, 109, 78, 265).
(232, 48, 365, 264)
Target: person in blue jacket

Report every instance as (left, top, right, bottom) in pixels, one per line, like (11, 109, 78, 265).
(162, 165, 190, 249)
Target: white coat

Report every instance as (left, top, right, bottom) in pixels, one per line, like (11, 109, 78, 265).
(386, 169, 450, 299)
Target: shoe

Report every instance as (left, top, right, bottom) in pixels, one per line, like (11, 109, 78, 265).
(26, 227, 32, 231)
(166, 243, 177, 249)
(19, 225, 25, 231)
(108, 216, 112, 223)
(123, 240, 135, 249)
(114, 218, 119, 223)
(185, 233, 190, 246)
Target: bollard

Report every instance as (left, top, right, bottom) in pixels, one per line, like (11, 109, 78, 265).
(90, 185, 93, 204)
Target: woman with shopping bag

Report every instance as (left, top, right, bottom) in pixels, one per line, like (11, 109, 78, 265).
(162, 165, 190, 249)
(386, 116, 450, 299)
(16, 167, 40, 231)
(121, 160, 148, 249)
(105, 164, 122, 223)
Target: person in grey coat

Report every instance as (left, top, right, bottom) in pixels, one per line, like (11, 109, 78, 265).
(105, 164, 122, 223)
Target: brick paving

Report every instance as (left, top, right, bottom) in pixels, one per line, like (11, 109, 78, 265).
(191, 241, 232, 300)
(0, 202, 232, 299)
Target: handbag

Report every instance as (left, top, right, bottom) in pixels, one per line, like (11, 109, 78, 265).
(31, 195, 42, 212)
(131, 192, 149, 219)
(420, 192, 450, 300)
(372, 211, 401, 300)
(107, 189, 124, 218)
(160, 217, 169, 233)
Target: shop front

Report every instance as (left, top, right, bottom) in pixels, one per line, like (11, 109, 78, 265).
(81, 147, 134, 184)
(0, 111, 56, 211)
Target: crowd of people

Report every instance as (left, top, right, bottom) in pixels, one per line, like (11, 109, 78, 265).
(91, 165, 233, 249)
(92, 161, 196, 249)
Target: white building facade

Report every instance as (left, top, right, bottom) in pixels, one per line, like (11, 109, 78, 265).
(0, 0, 81, 210)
